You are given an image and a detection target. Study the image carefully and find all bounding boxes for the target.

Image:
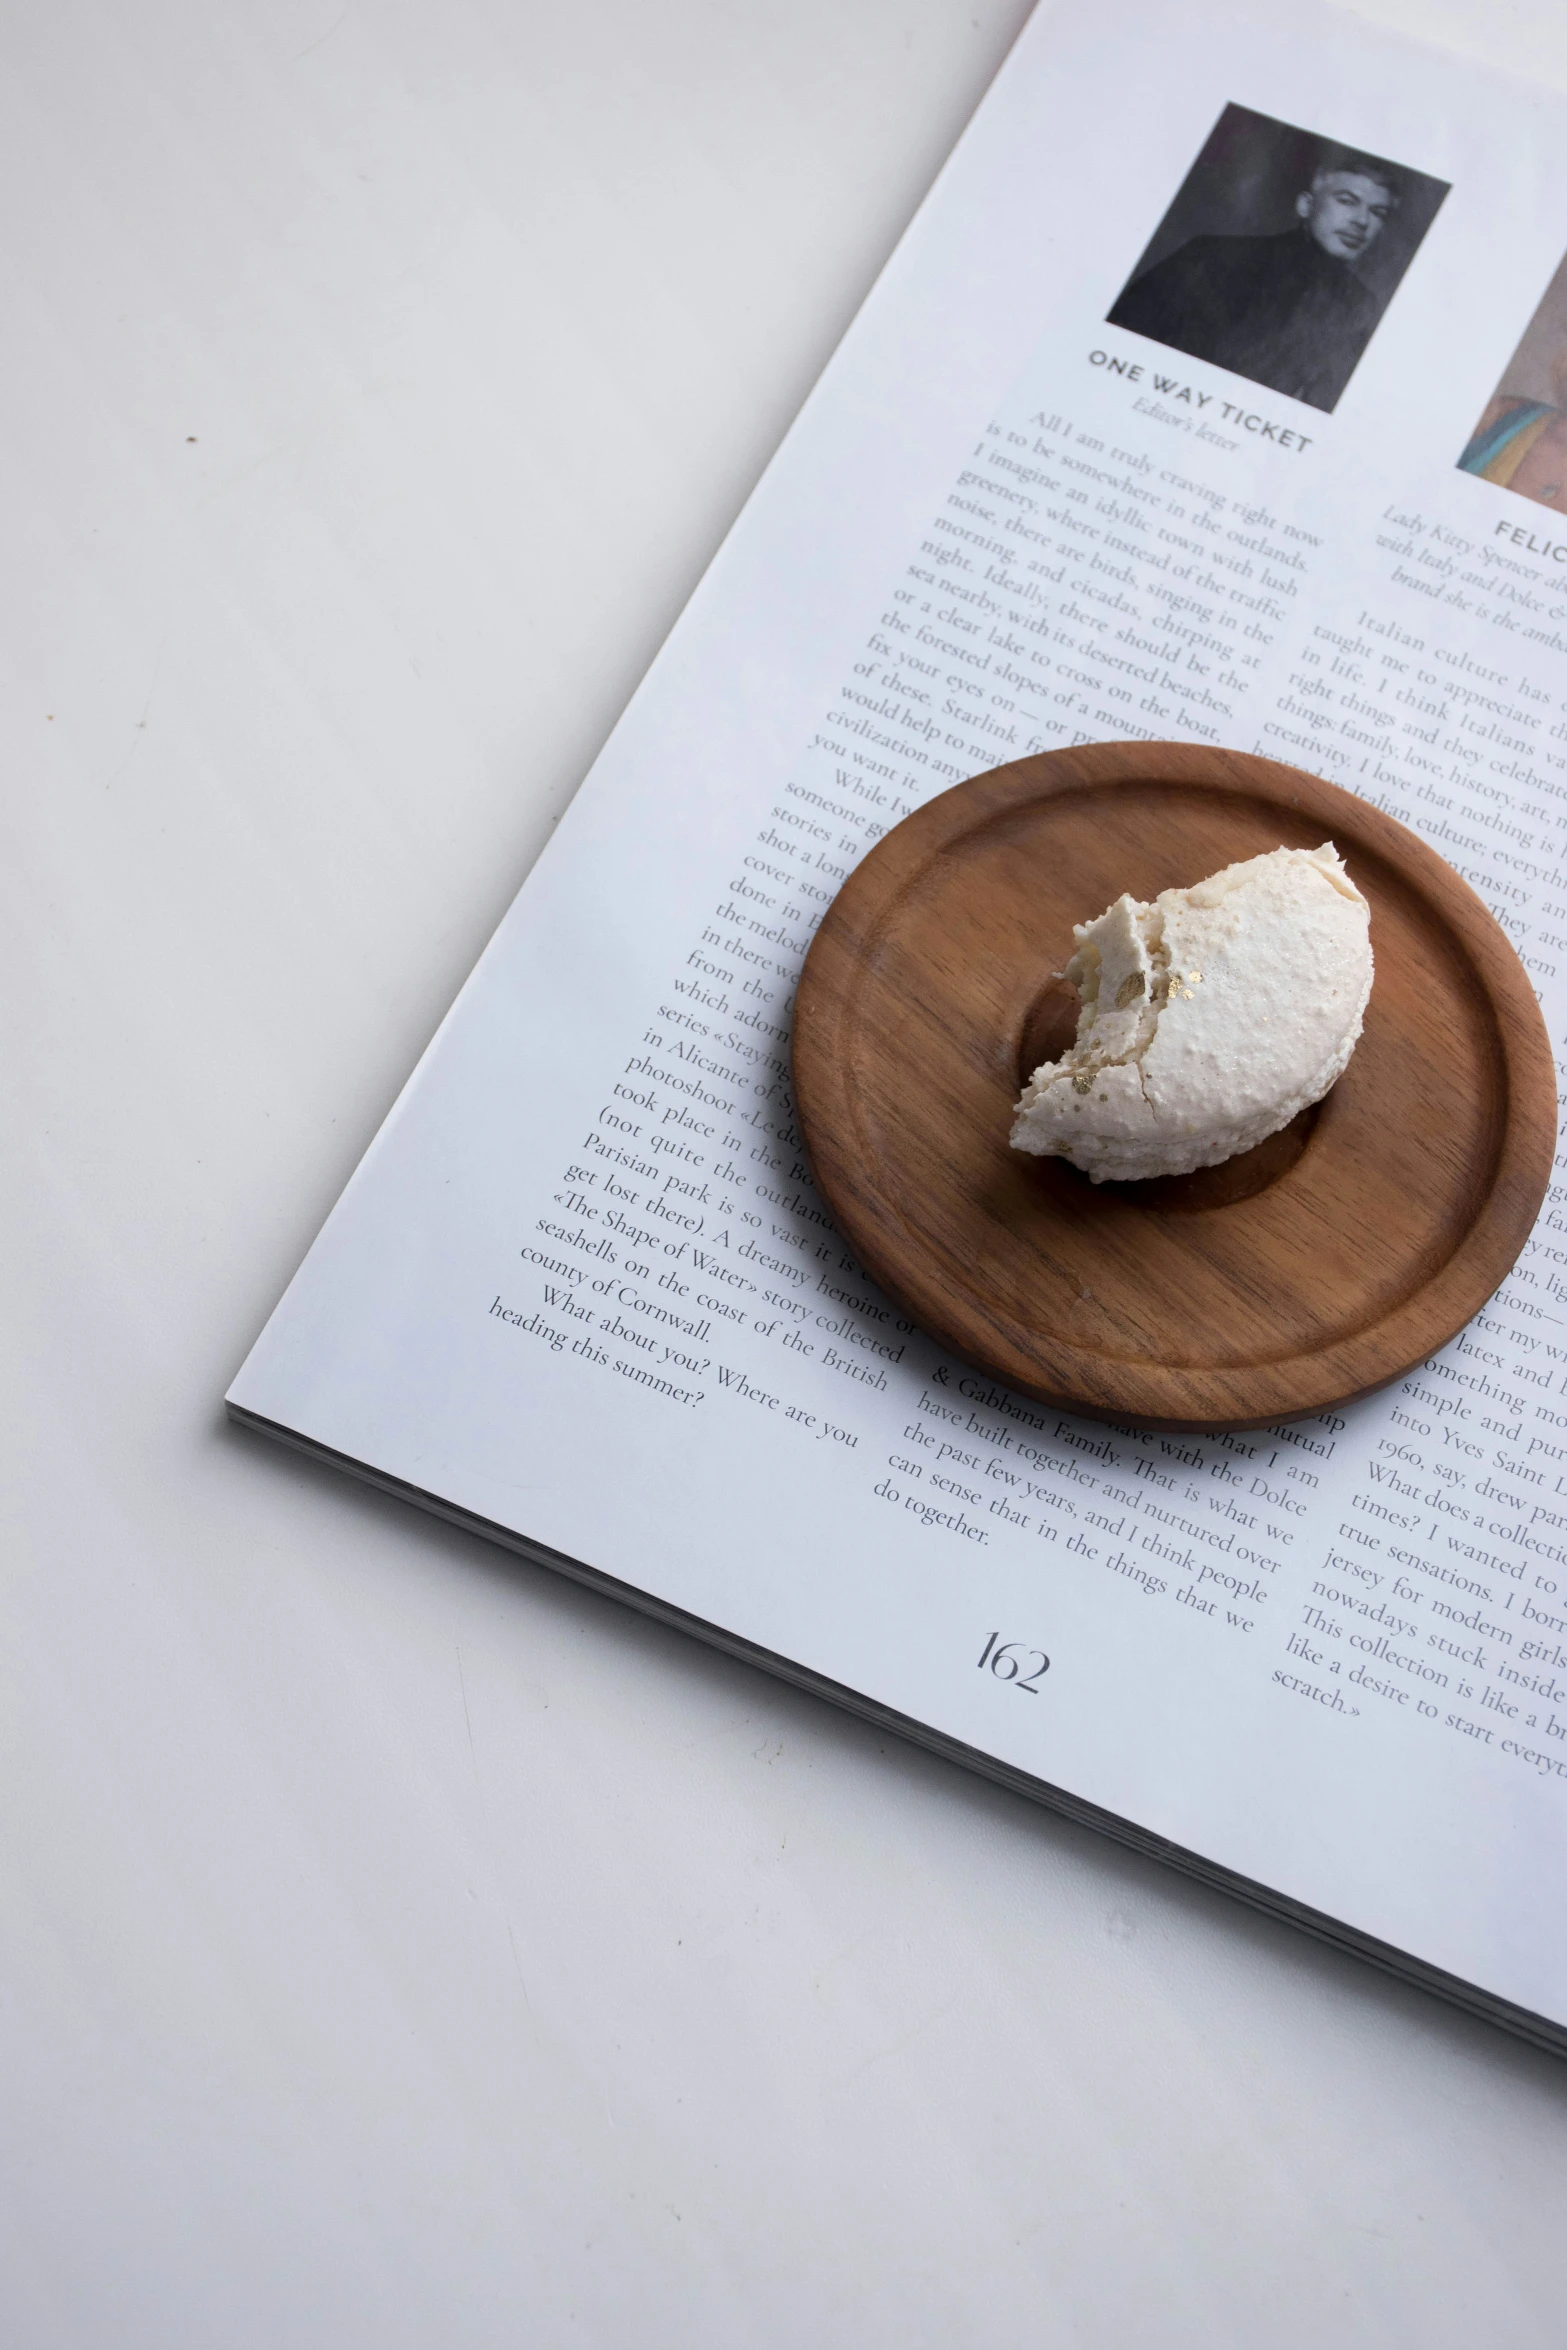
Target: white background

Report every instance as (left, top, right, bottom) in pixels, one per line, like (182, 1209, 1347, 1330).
(7, 2, 1567, 2342)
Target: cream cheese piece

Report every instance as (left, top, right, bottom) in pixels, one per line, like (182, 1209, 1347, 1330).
(1010, 843, 1372, 1183)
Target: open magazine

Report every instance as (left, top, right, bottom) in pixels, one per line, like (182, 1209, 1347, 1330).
(229, 0, 1567, 2051)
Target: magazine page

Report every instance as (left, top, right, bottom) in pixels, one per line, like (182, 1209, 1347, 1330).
(230, 0, 1567, 2038)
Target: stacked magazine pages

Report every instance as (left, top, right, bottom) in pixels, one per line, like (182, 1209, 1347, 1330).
(230, 0, 1567, 2049)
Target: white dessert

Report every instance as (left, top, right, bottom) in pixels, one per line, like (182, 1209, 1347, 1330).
(1011, 842, 1373, 1183)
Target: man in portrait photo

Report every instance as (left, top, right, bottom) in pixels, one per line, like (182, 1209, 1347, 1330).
(1107, 113, 1447, 414)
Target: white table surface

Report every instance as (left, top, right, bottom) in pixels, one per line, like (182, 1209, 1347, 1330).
(8, 3, 1567, 2342)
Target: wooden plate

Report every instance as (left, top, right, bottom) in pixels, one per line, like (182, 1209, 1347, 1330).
(791, 743, 1555, 1432)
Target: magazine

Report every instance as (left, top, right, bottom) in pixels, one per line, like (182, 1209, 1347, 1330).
(229, 0, 1567, 2050)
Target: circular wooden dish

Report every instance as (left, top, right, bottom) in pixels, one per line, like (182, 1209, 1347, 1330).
(791, 743, 1555, 1432)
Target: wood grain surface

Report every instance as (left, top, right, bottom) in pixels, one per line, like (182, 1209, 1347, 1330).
(791, 743, 1556, 1431)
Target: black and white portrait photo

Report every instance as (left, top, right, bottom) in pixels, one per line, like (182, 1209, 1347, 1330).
(1107, 105, 1449, 413)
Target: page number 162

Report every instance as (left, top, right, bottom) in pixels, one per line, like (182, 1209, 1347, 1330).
(977, 1630, 1051, 1694)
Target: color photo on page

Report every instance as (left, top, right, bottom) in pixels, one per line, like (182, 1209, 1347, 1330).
(1107, 102, 1449, 413)
(1459, 246, 1567, 514)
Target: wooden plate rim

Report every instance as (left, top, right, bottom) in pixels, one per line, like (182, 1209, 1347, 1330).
(791, 743, 1556, 1432)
